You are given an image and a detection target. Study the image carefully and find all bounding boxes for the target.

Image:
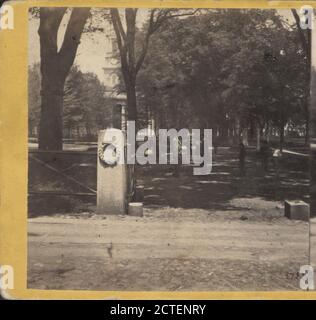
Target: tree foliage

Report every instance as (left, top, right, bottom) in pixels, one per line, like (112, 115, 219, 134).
(136, 9, 309, 147)
(29, 63, 113, 139)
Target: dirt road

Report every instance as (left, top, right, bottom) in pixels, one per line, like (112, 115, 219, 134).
(28, 205, 308, 291)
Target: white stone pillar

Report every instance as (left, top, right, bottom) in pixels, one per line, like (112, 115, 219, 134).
(97, 129, 127, 215)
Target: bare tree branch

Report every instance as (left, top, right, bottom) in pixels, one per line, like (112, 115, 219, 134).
(110, 9, 129, 81)
(111, 8, 126, 41)
(135, 9, 155, 74)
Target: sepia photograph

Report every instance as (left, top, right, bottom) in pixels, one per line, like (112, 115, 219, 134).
(27, 7, 311, 291)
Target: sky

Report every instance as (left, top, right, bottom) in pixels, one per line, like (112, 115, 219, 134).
(28, 9, 294, 84)
(28, 8, 150, 83)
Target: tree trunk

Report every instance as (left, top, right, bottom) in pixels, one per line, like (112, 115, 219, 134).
(305, 96, 310, 145)
(256, 125, 261, 151)
(279, 107, 285, 152)
(68, 123, 72, 139)
(234, 117, 240, 144)
(279, 123, 285, 152)
(126, 79, 138, 126)
(38, 74, 64, 149)
(85, 123, 92, 140)
(265, 122, 271, 143)
(219, 124, 228, 142)
(37, 8, 90, 150)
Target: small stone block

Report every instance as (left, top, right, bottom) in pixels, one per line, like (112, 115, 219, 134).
(128, 202, 143, 217)
(284, 200, 309, 221)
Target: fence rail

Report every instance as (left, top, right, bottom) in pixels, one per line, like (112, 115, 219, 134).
(29, 149, 97, 198)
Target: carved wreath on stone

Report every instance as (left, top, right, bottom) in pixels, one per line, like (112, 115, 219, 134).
(98, 142, 120, 167)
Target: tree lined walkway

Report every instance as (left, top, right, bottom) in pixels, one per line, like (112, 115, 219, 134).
(138, 146, 309, 214)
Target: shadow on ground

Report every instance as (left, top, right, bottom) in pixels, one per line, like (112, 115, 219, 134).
(138, 147, 309, 211)
(28, 147, 309, 216)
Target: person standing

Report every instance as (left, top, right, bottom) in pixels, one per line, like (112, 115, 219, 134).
(273, 148, 282, 180)
(260, 140, 270, 173)
(239, 142, 246, 176)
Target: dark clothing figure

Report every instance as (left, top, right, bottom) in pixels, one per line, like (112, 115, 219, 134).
(172, 137, 182, 177)
(260, 141, 270, 172)
(213, 141, 218, 155)
(239, 142, 246, 176)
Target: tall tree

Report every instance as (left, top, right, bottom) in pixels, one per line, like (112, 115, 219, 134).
(110, 9, 198, 127)
(38, 7, 90, 150)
